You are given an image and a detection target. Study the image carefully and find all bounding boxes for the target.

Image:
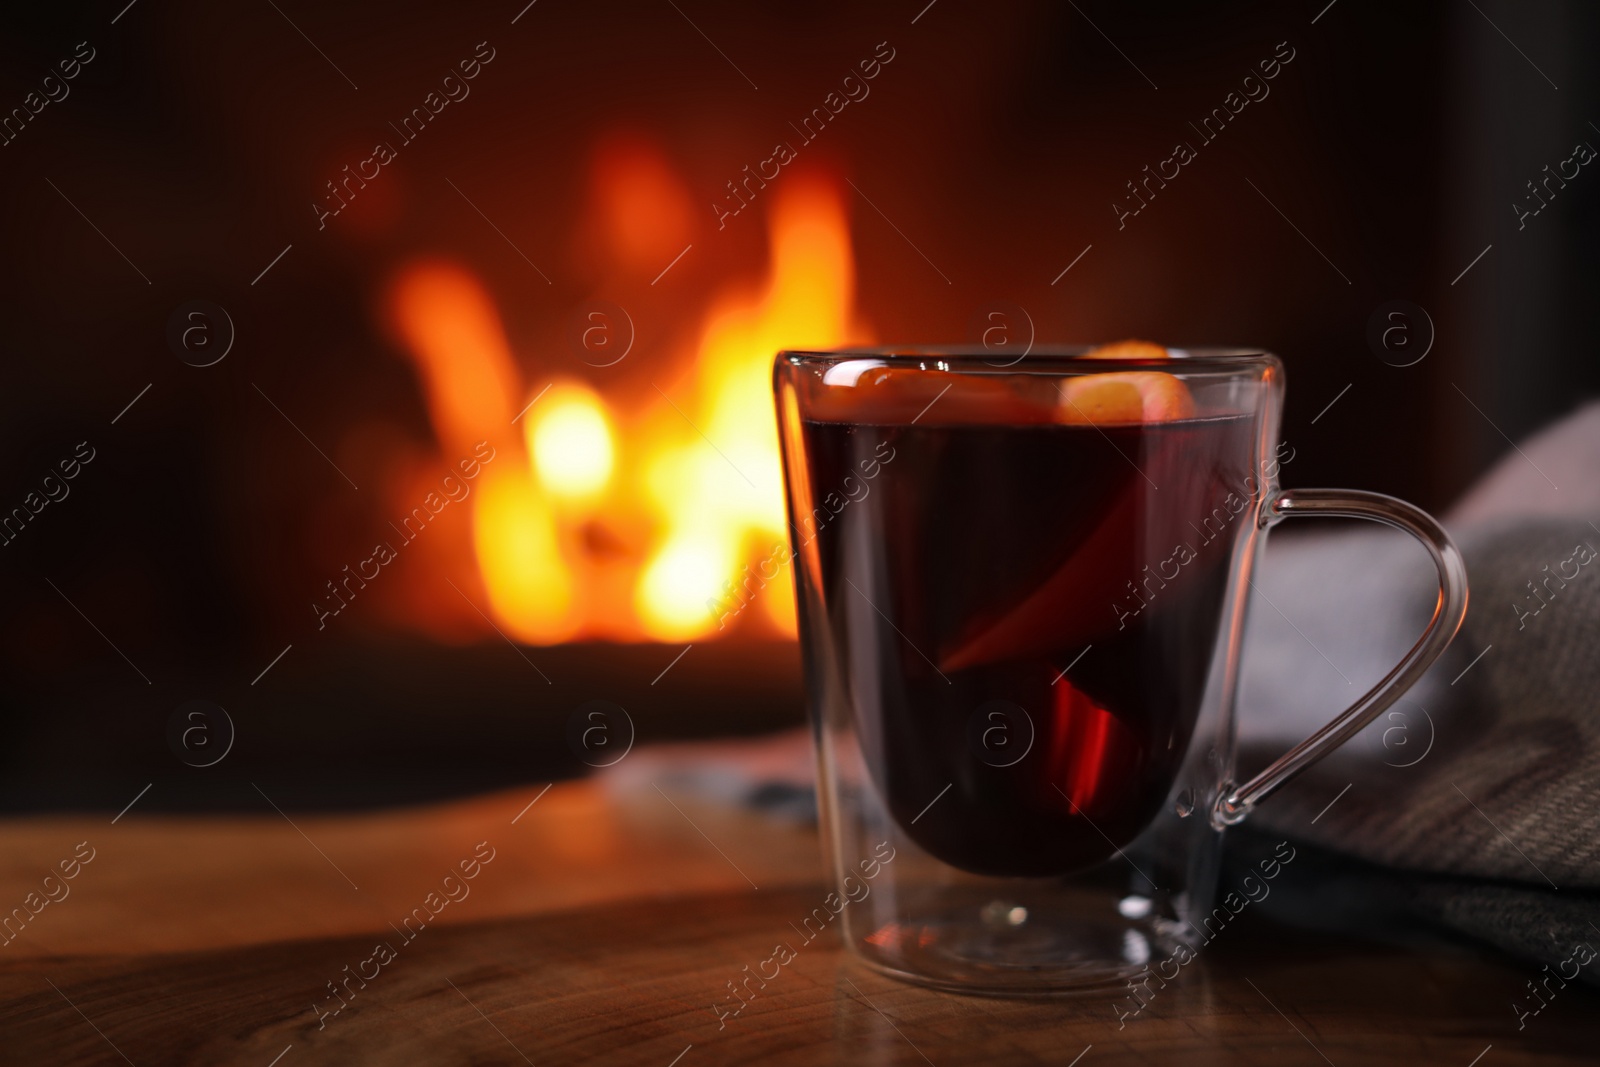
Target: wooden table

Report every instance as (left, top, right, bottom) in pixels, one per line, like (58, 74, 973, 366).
(1, 778, 1593, 1065)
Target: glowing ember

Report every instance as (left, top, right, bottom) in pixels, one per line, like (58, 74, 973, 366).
(473, 466, 578, 644)
(636, 531, 739, 640)
(527, 382, 616, 501)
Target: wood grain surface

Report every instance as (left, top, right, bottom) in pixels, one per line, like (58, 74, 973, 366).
(0, 780, 1594, 1065)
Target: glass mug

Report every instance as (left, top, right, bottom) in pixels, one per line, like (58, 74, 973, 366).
(772, 347, 1468, 993)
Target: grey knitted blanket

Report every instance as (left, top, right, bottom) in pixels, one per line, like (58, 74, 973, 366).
(1237, 402, 1600, 974)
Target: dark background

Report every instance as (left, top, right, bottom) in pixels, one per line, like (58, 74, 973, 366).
(1, 0, 1595, 811)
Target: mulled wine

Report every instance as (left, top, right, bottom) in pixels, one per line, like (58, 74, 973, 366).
(796, 398, 1257, 877)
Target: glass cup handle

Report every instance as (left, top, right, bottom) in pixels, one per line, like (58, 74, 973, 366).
(1213, 488, 1470, 827)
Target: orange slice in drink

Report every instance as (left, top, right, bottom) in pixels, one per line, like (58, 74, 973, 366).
(1083, 339, 1171, 361)
(1058, 372, 1195, 424)
(1058, 340, 1194, 425)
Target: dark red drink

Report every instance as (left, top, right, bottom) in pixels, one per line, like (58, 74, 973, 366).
(792, 400, 1257, 877)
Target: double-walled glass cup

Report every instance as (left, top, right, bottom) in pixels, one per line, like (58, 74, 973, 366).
(773, 347, 1467, 994)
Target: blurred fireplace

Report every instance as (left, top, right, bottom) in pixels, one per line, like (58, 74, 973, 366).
(148, 145, 862, 811)
(366, 143, 864, 649)
(2, 136, 863, 814)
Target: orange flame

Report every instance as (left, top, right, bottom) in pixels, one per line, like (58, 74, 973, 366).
(384, 169, 863, 643)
